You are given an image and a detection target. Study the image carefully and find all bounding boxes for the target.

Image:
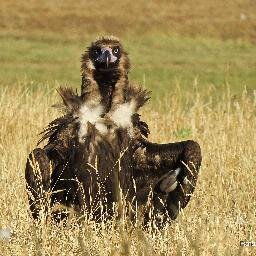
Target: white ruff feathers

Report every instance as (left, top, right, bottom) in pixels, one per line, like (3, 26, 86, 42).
(111, 101, 135, 128)
(78, 104, 103, 140)
(78, 101, 136, 141)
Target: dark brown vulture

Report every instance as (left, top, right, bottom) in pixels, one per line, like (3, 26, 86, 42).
(25, 36, 202, 226)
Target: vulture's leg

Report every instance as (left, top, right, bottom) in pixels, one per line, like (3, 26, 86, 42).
(133, 140, 202, 221)
(25, 148, 51, 219)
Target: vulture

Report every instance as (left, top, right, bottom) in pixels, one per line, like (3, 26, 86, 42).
(25, 36, 202, 226)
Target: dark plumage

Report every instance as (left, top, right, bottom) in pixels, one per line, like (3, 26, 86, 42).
(25, 36, 202, 225)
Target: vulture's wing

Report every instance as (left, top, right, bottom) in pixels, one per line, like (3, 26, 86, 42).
(131, 139, 202, 220)
(26, 113, 79, 219)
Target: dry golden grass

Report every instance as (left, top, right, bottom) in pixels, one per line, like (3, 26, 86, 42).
(0, 82, 255, 255)
(0, 0, 256, 42)
(0, 0, 255, 254)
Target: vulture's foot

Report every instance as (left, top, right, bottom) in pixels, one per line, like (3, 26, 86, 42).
(25, 148, 51, 219)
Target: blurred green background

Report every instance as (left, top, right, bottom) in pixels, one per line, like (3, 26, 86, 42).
(0, 0, 255, 98)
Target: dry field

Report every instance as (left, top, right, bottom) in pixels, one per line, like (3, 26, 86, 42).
(0, 83, 255, 255)
(0, 0, 256, 255)
(1, 0, 256, 41)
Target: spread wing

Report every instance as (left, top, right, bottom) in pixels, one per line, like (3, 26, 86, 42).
(131, 139, 202, 220)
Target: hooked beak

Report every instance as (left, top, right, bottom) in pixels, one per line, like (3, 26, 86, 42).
(96, 47, 117, 68)
(104, 50, 111, 68)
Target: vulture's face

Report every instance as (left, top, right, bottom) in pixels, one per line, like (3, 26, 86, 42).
(88, 38, 123, 71)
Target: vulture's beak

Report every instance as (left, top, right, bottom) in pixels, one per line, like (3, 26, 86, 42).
(96, 47, 117, 68)
(104, 50, 111, 68)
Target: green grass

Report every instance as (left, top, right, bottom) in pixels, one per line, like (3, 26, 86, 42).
(1, 34, 255, 99)
(0, 0, 255, 97)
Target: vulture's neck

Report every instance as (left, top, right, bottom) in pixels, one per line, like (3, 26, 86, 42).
(93, 69, 121, 113)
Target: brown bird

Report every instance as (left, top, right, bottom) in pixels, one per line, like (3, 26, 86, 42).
(25, 36, 202, 226)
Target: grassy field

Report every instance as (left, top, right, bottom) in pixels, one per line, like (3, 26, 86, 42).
(1, 34, 256, 98)
(0, 85, 255, 255)
(0, 0, 256, 255)
(0, 0, 256, 96)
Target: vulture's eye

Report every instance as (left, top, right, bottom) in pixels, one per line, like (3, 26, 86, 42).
(113, 47, 119, 54)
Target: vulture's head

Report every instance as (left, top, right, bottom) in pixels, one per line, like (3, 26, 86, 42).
(81, 36, 130, 74)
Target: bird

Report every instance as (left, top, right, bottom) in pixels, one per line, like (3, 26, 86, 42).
(25, 36, 202, 226)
